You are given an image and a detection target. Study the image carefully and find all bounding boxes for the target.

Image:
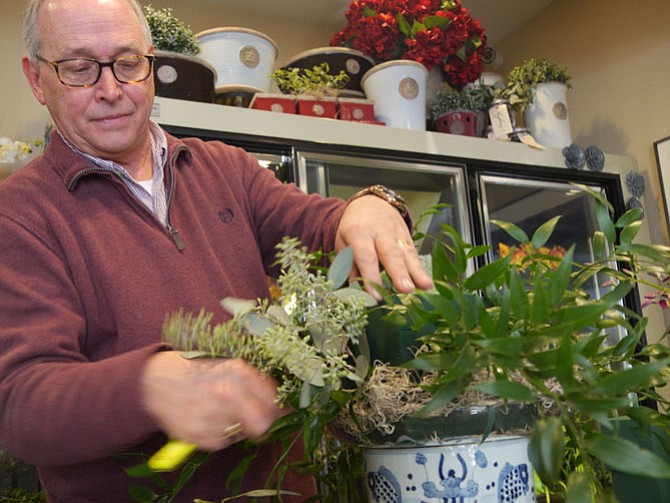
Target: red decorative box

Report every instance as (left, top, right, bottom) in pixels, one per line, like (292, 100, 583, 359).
(296, 96, 338, 119)
(249, 93, 296, 114)
(337, 97, 375, 122)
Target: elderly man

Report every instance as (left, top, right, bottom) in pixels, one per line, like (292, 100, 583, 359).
(0, 0, 432, 501)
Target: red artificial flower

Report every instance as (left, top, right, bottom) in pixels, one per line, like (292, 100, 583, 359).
(330, 0, 487, 89)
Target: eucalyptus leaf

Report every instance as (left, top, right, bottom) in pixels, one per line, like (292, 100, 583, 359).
(328, 246, 354, 290)
(243, 312, 276, 337)
(220, 297, 256, 316)
(333, 287, 378, 307)
(266, 304, 292, 326)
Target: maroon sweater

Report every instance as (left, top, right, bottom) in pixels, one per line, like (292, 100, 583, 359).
(0, 131, 345, 502)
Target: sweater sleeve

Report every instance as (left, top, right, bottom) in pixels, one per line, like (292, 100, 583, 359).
(0, 214, 166, 467)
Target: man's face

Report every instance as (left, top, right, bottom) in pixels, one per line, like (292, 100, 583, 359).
(23, 0, 154, 165)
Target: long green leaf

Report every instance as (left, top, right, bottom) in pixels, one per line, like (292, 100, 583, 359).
(471, 381, 535, 402)
(490, 219, 529, 243)
(596, 200, 616, 243)
(529, 417, 565, 486)
(463, 256, 509, 291)
(531, 215, 561, 249)
(615, 207, 644, 228)
(546, 246, 574, 307)
(589, 433, 670, 478)
(565, 471, 595, 503)
(590, 359, 670, 396)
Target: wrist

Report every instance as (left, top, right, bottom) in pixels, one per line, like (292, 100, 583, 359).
(348, 185, 412, 231)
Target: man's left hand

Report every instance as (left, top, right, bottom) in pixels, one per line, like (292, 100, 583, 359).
(335, 195, 434, 299)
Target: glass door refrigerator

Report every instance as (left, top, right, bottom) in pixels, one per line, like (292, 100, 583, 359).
(294, 149, 471, 258)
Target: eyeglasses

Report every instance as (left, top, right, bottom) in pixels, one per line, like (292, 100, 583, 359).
(36, 54, 155, 88)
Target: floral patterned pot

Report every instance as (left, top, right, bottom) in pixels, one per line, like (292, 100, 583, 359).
(364, 435, 534, 503)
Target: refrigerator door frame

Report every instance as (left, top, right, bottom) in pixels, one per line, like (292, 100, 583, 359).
(293, 148, 472, 247)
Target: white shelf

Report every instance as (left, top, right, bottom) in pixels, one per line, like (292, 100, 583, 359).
(152, 96, 636, 174)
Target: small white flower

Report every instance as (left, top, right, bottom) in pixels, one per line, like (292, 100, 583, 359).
(0, 137, 32, 164)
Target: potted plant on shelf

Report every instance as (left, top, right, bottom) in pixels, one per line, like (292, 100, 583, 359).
(143, 5, 217, 103)
(430, 84, 495, 136)
(270, 63, 357, 119)
(130, 188, 670, 503)
(330, 0, 487, 91)
(500, 58, 573, 148)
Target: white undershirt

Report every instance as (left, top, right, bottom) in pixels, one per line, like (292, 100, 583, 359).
(136, 179, 154, 196)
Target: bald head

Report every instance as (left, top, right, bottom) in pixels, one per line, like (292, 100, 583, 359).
(23, 0, 152, 61)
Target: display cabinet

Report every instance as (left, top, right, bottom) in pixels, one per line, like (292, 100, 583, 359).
(152, 96, 633, 262)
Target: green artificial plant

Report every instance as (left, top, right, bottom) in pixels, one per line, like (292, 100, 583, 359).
(143, 5, 200, 56)
(500, 57, 572, 111)
(272, 63, 350, 99)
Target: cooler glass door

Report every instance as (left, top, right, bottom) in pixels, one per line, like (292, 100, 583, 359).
(294, 150, 471, 256)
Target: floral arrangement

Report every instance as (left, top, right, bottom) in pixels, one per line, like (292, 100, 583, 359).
(0, 137, 35, 164)
(329, 0, 487, 89)
(498, 241, 566, 270)
(130, 188, 670, 502)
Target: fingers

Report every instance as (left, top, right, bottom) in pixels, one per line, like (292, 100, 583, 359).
(336, 195, 433, 298)
(141, 352, 285, 452)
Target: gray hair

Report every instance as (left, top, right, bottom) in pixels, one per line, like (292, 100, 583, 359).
(23, 0, 153, 61)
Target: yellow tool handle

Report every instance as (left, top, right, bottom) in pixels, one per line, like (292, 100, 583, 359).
(147, 439, 197, 472)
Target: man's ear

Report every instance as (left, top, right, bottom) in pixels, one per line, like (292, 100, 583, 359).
(22, 56, 47, 105)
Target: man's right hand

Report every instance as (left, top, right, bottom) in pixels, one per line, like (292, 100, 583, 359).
(140, 351, 284, 451)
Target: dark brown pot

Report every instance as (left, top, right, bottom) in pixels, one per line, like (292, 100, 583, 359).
(153, 50, 216, 103)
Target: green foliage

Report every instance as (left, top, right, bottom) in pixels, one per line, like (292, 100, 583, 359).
(0, 489, 46, 503)
(130, 188, 670, 502)
(500, 57, 572, 110)
(129, 238, 374, 502)
(143, 5, 200, 56)
(430, 83, 496, 118)
(272, 63, 350, 99)
(379, 184, 670, 500)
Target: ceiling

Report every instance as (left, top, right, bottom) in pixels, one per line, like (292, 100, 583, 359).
(201, 0, 555, 46)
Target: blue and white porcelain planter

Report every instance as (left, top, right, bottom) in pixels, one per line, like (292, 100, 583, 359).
(364, 435, 535, 503)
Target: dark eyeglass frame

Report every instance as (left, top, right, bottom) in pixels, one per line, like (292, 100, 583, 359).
(35, 54, 155, 88)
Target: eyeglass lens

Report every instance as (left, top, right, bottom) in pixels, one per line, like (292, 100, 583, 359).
(55, 55, 153, 87)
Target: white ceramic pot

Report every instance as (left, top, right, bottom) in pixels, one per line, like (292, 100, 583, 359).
(361, 60, 428, 131)
(523, 81, 572, 149)
(363, 435, 534, 503)
(195, 27, 278, 92)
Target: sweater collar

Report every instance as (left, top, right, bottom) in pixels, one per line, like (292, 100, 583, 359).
(43, 127, 191, 190)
